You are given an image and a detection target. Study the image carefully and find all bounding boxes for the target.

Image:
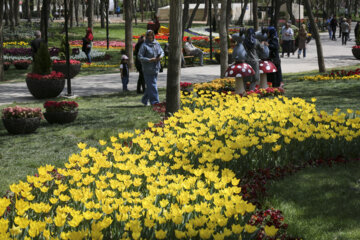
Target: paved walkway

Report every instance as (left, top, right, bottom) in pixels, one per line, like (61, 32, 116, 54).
(1, 30, 359, 106)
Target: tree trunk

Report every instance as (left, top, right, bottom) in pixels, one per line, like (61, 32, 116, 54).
(9, 0, 15, 30)
(100, 0, 105, 27)
(272, 0, 281, 30)
(133, 0, 138, 25)
(40, 0, 49, 42)
(286, 0, 296, 24)
(253, 0, 259, 31)
(187, 0, 200, 29)
(303, 0, 325, 72)
(26, 0, 32, 22)
(237, 0, 249, 26)
(37, 0, 41, 18)
(203, 0, 208, 21)
(14, 0, 19, 25)
(182, 0, 189, 31)
(124, 0, 133, 70)
(166, 0, 182, 116)
(213, 0, 219, 32)
(355, 0, 358, 18)
(140, 0, 144, 22)
(0, 0, 4, 82)
(226, 0, 232, 33)
(75, 0, 80, 26)
(220, 0, 228, 77)
(70, 0, 74, 28)
(154, 0, 158, 14)
(88, 0, 93, 28)
(4, 0, 8, 26)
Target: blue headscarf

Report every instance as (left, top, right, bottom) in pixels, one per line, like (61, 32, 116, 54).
(268, 26, 278, 39)
(244, 28, 256, 50)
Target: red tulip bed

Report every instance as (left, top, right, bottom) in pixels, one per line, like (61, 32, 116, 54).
(69, 40, 136, 49)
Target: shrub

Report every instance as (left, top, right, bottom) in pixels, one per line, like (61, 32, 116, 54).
(32, 42, 52, 75)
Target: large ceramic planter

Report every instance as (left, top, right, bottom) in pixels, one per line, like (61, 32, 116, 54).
(3, 64, 10, 71)
(52, 64, 81, 79)
(26, 78, 65, 99)
(2, 117, 41, 134)
(14, 63, 30, 70)
(44, 111, 78, 124)
(352, 47, 360, 60)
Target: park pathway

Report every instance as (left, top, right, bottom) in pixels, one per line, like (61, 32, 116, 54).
(0, 29, 359, 106)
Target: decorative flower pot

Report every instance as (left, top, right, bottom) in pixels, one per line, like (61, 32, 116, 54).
(44, 111, 78, 124)
(2, 117, 41, 134)
(52, 64, 81, 79)
(14, 63, 30, 70)
(3, 64, 10, 71)
(352, 47, 360, 60)
(26, 78, 65, 99)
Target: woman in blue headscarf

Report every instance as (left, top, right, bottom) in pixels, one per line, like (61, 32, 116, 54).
(243, 28, 266, 91)
(267, 26, 283, 88)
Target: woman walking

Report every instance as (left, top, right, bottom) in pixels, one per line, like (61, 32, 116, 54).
(298, 24, 307, 58)
(138, 30, 164, 106)
(341, 18, 350, 45)
(134, 36, 146, 93)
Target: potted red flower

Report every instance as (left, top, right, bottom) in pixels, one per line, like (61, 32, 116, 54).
(13, 60, 32, 70)
(26, 43, 65, 99)
(2, 106, 42, 134)
(3, 62, 11, 71)
(352, 31, 360, 59)
(52, 59, 82, 79)
(43, 100, 78, 124)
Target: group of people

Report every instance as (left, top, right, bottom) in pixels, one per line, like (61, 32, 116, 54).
(326, 16, 352, 45)
(280, 21, 308, 59)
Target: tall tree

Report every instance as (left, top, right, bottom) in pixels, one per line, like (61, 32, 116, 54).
(70, 0, 74, 28)
(100, 0, 105, 28)
(124, 0, 133, 70)
(253, 0, 259, 31)
(14, 0, 19, 25)
(203, 0, 208, 21)
(166, 0, 182, 116)
(9, 0, 15, 30)
(220, 0, 228, 77)
(303, 0, 325, 72)
(237, 0, 249, 26)
(140, 0, 144, 22)
(0, 0, 4, 81)
(4, 0, 8, 26)
(40, 0, 50, 42)
(88, 0, 94, 28)
(187, 0, 200, 29)
(182, 0, 189, 31)
(286, 0, 296, 24)
(226, 0, 232, 33)
(26, 0, 32, 22)
(75, 0, 80, 26)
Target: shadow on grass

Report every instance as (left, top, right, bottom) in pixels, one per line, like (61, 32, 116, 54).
(266, 162, 360, 240)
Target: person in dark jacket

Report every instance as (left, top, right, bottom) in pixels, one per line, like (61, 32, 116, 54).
(267, 26, 283, 87)
(330, 16, 338, 40)
(355, 21, 360, 42)
(134, 36, 146, 94)
(30, 31, 45, 61)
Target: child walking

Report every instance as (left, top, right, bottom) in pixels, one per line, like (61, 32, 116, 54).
(120, 55, 129, 92)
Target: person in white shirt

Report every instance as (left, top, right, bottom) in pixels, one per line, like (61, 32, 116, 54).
(281, 22, 294, 58)
(184, 37, 204, 66)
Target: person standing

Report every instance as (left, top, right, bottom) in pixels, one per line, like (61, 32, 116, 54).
(82, 28, 94, 63)
(355, 21, 360, 42)
(330, 16, 338, 40)
(120, 55, 129, 92)
(281, 22, 294, 58)
(138, 30, 164, 106)
(30, 30, 45, 61)
(134, 36, 146, 94)
(298, 24, 308, 58)
(326, 16, 333, 39)
(341, 18, 350, 45)
(267, 26, 283, 88)
(243, 28, 266, 91)
(184, 37, 204, 66)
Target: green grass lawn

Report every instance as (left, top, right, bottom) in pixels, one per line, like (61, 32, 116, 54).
(0, 90, 165, 195)
(265, 161, 360, 240)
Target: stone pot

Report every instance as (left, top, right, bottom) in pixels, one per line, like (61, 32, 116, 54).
(44, 111, 78, 124)
(52, 63, 81, 79)
(26, 77, 65, 99)
(14, 63, 30, 70)
(352, 47, 360, 60)
(2, 117, 41, 134)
